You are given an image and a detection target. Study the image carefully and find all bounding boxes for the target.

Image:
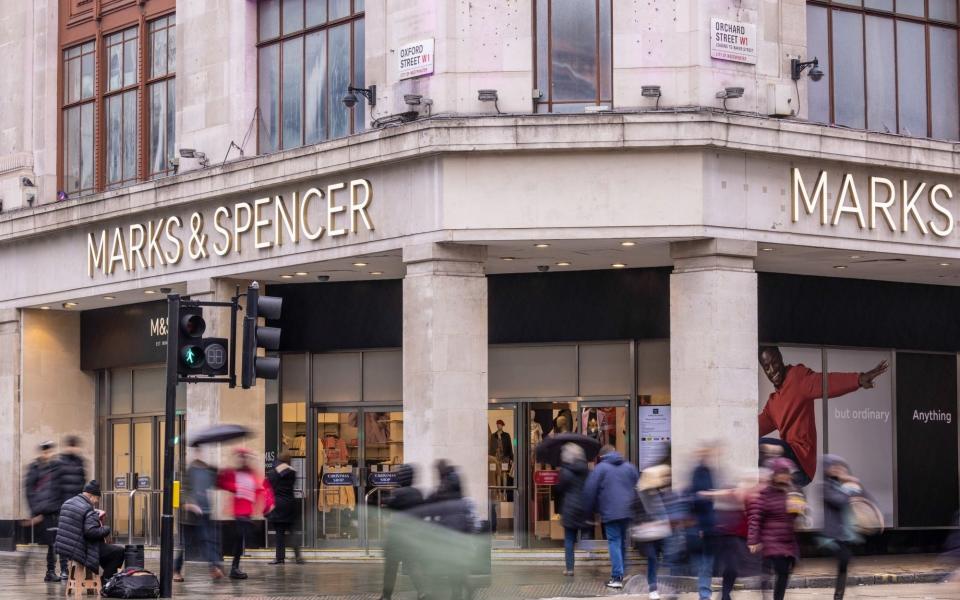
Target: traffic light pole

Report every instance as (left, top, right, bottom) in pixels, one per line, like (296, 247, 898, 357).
(159, 294, 180, 598)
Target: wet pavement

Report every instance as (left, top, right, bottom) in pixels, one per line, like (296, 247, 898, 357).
(1, 551, 955, 599)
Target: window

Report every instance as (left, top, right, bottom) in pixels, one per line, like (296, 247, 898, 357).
(59, 1, 175, 198)
(534, 0, 613, 113)
(807, 0, 960, 140)
(257, 0, 365, 153)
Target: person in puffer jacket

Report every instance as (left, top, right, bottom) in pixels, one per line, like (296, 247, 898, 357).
(56, 436, 87, 507)
(583, 445, 640, 589)
(55, 481, 124, 585)
(24, 441, 66, 581)
(748, 458, 801, 600)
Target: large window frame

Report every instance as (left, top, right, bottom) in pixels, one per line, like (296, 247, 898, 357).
(806, 0, 960, 140)
(533, 0, 613, 113)
(58, 0, 176, 198)
(256, 0, 366, 154)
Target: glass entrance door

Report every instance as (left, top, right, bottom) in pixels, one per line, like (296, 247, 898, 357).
(488, 404, 519, 547)
(527, 400, 579, 548)
(577, 400, 630, 548)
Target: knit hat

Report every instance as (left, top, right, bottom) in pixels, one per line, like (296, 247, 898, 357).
(83, 480, 102, 497)
(39, 440, 55, 451)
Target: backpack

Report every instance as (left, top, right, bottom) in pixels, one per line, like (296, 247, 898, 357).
(101, 569, 160, 598)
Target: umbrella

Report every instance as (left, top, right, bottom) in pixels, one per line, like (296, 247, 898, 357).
(189, 424, 251, 447)
(535, 433, 601, 466)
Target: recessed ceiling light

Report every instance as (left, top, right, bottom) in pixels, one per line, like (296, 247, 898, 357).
(556, 261, 571, 267)
(760, 247, 774, 252)
(353, 262, 368, 267)
(280, 274, 294, 279)
(295, 271, 308, 276)
(501, 257, 515, 261)
(62, 302, 78, 308)
(611, 263, 626, 268)
(939, 262, 951, 267)
(620, 241, 636, 247)
(369, 271, 383, 275)
(833, 265, 847, 270)
(850, 255, 861, 259)
(39, 306, 50, 310)
(534, 243, 550, 248)
(144, 290, 156, 295)
(103, 296, 115, 300)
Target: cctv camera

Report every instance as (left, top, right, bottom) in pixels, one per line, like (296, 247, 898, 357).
(159, 287, 172, 294)
(537, 265, 550, 272)
(316, 275, 330, 282)
(342, 92, 358, 109)
(808, 65, 824, 82)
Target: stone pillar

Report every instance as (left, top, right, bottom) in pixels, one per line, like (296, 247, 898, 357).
(402, 243, 488, 517)
(0, 310, 21, 526)
(670, 239, 758, 484)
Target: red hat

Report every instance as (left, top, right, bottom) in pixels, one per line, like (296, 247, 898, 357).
(496, 419, 505, 426)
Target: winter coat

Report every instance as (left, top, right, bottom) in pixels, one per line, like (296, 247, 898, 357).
(688, 463, 717, 536)
(56, 453, 87, 506)
(25, 459, 62, 516)
(267, 466, 299, 525)
(55, 494, 111, 571)
(183, 461, 217, 515)
(822, 478, 858, 543)
(555, 459, 589, 530)
(217, 468, 274, 518)
(747, 484, 799, 559)
(583, 450, 640, 523)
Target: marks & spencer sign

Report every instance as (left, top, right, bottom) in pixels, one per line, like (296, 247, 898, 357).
(86, 178, 374, 278)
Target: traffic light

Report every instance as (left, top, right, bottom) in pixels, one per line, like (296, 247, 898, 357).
(177, 305, 229, 377)
(241, 281, 282, 389)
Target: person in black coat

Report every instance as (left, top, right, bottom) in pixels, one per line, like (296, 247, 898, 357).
(24, 441, 66, 582)
(267, 451, 304, 565)
(380, 464, 424, 600)
(56, 436, 87, 507)
(555, 443, 588, 576)
(55, 481, 124, 585)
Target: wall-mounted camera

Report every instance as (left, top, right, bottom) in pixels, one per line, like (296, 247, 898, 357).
(537, 265, 550, 272)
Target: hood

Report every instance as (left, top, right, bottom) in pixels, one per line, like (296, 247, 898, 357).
(823, 454, 849, 478)
(601, 450, 625, 466)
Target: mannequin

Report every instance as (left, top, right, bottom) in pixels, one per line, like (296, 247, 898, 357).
(489, 420, 514, 464)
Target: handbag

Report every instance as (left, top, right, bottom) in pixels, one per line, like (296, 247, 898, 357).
(631, 519, 672, 542)
(849, 496, 884, 535)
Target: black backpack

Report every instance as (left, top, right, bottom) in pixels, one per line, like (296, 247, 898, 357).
(101, 569, 160, 598)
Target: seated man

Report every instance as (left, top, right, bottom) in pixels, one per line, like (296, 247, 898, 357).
(55, 480, 124, 584)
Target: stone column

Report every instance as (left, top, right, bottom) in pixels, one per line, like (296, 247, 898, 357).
(0, 310, 21, 528)
(670, 239, 758, 484)
(403, 243, 488, 517)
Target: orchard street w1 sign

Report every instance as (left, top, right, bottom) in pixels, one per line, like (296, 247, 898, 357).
(710, 18, 757, 64)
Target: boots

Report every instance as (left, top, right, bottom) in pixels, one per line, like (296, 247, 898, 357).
(43, 570, 58, 582)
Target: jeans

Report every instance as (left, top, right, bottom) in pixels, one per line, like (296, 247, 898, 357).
(695, 545, 715, 599)
(763, 555, 794, 600)
(230, 518, 253, 570)
(603, 519, 630, 579)
(645, 539, 665, 591)
(563, 527, 578, 572)
(175, 513, 219, 572)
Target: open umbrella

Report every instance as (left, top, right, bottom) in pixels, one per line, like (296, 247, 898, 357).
(535, 433, 601, 466)
(188, 424, 251, 447)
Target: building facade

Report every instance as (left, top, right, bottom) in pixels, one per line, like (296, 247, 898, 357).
(1, 0, 959, 551)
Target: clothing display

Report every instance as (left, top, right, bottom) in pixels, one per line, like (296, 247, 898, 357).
(489, 429, 514, 462)
(318, 465, 356, 512)
(323, 434, 349, 465)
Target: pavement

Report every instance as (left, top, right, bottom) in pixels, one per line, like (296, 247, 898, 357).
(1, 550, 956, 599)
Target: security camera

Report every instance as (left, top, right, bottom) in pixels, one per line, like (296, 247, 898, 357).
(159, 287, 172, 294)
(316, 275, 330, 282)
(537, 265, 550, 272)
(342, 92, 358, 109)
(808, 65, 824, 82)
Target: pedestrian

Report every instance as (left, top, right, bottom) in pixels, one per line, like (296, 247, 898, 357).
(217, 448, 274, 580)
(555, 443, 589, 576)
(822, 455, 862, 600)
(708, 471, 753, 600)
(380, 463, 425, 600)
(688, 444, 718, 600)
(426, 459, 460, 504)
(24, 441, 66, 582)
(55, 480, 125, 585)
(748, 458, 801, 600)
(267, 451, 305, 565)
(583, 444, 640, 589)
(635, 463, 675, 600)
(55, 436, 87, 510)
(174, 451, 223, 581)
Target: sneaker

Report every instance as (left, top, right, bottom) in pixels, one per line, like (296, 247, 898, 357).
(605, 577, 624, 589)
(229, 568, 248, 580)
(649, 591, 661, 600)
(43, 571, 58, 583)
(210, 566, 224, 580)
(562, 569, 574, 576)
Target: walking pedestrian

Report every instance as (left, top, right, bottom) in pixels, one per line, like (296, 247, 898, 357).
(555, 443, 589, 576)
(583, 445, 640, 589)
(635, 463, 675, 600)
(688, 444, 718, 600)
(55, 436, 87, 510)
(217, 448, 274, 580)
(174, 451, 223, 581)
(380, 463, 424, 600)
(748, 458, 801, 600)
(708, 471, 753, 600)
(267, 451, 305, 565)
(822, 455, 862, 600)
(55, 480, 125, 586)
(24, 441, 66, 582)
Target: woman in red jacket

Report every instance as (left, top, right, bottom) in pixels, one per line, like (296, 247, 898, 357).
(748, 458, 801, 600)
(217, 448, 274, 579)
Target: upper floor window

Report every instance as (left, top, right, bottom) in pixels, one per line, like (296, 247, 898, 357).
(257, 0, 366, 154)
(62, 41, 96, 196)
(807, 0, 959, 141)
(534, 0, 613, 112)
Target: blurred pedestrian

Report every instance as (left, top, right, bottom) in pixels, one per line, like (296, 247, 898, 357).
(55, 436, 87, 512)
(822, 455, 862, 600)
(748, 458, 801, 600)
(217, 448, 274, 579)
(635, 463, 675, 600)
(175, 451, 223, 581)
(584, 444, 640, 589)
(555, 443, 589, 576)
(688, 444, 718, 600)
(55, 480, 124, 586)
(706, 470, 754, 600)
(24, 441, 66, 582)
(267, 451, 304, 565)
(380, 464, 424, 600)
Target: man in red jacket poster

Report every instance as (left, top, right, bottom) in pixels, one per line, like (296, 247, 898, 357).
(758, 346, 888, 486)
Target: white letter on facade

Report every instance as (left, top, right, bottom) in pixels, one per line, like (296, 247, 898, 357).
(791, 168, 829, 225)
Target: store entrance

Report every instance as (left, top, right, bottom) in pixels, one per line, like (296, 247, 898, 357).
(488, 399, 630, 548)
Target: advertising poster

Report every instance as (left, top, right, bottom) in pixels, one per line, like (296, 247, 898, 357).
(639, 406, 671, 468)
(896, 352, 959, 527)
(825, 349, 895, 526)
